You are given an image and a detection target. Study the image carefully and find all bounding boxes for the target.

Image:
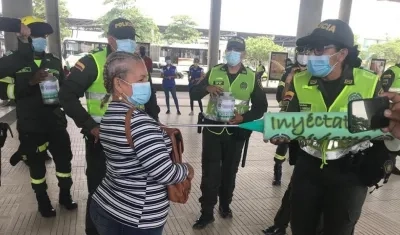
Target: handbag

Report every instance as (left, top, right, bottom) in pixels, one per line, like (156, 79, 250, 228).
(124, 107, 191, 203)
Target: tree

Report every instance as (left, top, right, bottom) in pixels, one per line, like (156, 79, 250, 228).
(98, 0, 161, 43)
(368, 39, 400, 65)
(163, 15, 201, 44)
(245, 36, 285, 65)
(32, 0, 71, 40)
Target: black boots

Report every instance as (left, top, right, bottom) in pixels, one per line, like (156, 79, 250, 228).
(193, 214, 215, 230)
(273, 163, 282, 186)
(59, 189, 78, 210)
(36, 192, 56, 217)
(36, 190, 77, 218)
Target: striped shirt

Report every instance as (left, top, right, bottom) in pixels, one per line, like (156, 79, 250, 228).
(92, 101, 189, 229)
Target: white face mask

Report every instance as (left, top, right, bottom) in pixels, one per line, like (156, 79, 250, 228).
(296, 54, 308, 66)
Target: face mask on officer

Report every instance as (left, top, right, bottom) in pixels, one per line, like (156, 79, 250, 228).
(307, 47, 345, 78)
(32, 37, 47, 53)
(296, 54, 308, 67)
(116, 39, 137, 53)
(225, 50, 242, 67)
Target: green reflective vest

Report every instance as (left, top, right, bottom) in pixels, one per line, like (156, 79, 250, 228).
(388, 66, 400, 92)
(205, 65, 255, 122)
(85, 50, 108, 123)
(294, 68, 378, 162)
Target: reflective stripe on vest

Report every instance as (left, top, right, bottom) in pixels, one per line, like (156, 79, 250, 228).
(0, 77, 15, 99)
(294, 68, 378, 162)
(205, 65, 255, 135)
(86, 50, 108, 123)
(388, 66, 400, 92)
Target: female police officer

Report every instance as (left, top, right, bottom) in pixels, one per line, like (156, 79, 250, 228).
(276, 19, 393, 235)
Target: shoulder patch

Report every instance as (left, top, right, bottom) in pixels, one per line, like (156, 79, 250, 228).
(74, 61, 86, 72)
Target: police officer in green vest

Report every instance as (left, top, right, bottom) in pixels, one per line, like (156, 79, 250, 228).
(275, 19, 393, 235)
(1, 15, 77, 217)
(380, 66, 400, 175)
(256, 61, 266, 81)
(59, 18, 160, 235)
(190, 36, 268, 229)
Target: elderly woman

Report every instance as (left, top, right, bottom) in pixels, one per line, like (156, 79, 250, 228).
(89, 51, 194, 235)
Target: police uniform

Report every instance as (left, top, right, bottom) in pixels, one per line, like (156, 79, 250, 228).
(284, 19, 392, 235)
(188, 63, 204, 113)
(190, 37, 268, 229)
(0, 16, 77, 218)
(256, 63, 266, 80)
(380, 66, 400, 175)
(58, 18, 160, 235)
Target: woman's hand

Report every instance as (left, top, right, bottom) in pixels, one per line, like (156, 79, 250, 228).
(185, 163, 194, 180)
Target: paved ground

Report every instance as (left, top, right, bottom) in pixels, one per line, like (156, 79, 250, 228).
(1, 93, 400, 235)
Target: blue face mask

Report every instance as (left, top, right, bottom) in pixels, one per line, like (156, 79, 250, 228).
(307, 54, 338, 77)
(32, 38, 47, 52)
(116, 39, 137, 53)
(125, 81, 151, 106)
(225, 51, 242, 66)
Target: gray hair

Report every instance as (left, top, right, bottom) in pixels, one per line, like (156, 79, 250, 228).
(100, 51, 142, 108)
(103, 51, 143, 93)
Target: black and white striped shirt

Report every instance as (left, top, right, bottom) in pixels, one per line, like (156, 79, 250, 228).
(92, 101, 189, 229)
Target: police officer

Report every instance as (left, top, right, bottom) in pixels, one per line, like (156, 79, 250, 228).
(59, 18, 160, 235)
(256, 61, 266, 81)
(1, 16, 77, 217)
(190, 36, 268, 229)
(272, 48, 308, 186)
(277, 19, 392, 235)
(379, 66, 400, 175)
(188, 58, 204, 116)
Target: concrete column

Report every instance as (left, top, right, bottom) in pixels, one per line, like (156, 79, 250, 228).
(296, 0, 324, 38)
(207, 0, 222, 69)
(338, 0, 353, 24)
(1, 0, 33, 51)
(45, 0, 62, 58)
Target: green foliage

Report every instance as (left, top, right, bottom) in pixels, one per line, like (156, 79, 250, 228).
(98, 0, 160, 43)
(368, 39, 400, 65)
(245, 36, 285, 64)
(163, 15, 201, 44)
(32, 0, 71, 40)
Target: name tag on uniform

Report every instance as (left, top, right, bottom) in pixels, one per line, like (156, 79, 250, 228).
(16, 67, 32, 73)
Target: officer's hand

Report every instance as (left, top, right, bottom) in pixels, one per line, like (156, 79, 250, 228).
(90, 127, 100, 143)
(229, 111, 244, 125)
(185, 163, 194, 180)
(206, 85, 223, 96)
(29, 69, 48, 85)
(285, 67, 300, 84)
(18, 24, 31, 39)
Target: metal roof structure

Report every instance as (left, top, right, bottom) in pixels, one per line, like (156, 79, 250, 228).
(65, 18, 296, 47)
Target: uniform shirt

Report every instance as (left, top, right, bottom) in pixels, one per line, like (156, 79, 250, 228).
(281, 65, 383, 112)
(0, 39, 33, 79)
(58, 47, 161, 135)
(188, 65, 203, 89)
(191, 63, 268, 123)
(161, 65, 177, 88)
(92, 102, 188, 229)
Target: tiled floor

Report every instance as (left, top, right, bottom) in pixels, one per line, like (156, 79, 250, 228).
(1, 94, 400, 235)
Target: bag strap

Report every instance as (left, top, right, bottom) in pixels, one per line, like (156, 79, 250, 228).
(125, 107, 136, 148)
